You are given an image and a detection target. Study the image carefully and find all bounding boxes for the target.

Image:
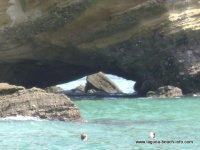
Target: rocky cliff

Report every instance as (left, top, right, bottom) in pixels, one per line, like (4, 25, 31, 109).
(0, 0, 199, 95)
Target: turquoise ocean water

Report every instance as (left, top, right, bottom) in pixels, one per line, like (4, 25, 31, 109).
(0, 97, 199, 150)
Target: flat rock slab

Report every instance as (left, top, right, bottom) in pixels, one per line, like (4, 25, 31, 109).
(85, 72, 122, 94)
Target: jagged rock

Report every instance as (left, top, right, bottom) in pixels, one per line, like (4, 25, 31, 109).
(0, 83, 25, 95)
(85, 72, 122, 94)
(45, 86, 63, 93)
(0, 87, 82, 121)
(147, 85, 183, 98)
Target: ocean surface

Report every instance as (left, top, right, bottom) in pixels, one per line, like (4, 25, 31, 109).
(0, 97, 199, 150)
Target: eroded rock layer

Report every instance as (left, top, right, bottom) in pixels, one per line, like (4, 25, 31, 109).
(0, 85, 82, 121)
(0, 0, 199, 95)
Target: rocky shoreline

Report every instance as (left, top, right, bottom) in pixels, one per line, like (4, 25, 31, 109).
(57, 72, 187, 99)
(62, 91, 138, 99)
(0, 81, 198, 121)
(0, 83, 82, 121)
(0, 73, 198, 121)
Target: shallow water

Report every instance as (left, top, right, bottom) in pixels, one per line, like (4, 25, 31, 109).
(0, 97, 199, 149)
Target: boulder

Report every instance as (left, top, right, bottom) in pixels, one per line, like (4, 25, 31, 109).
(0, 83, 25, 95)
(71, 84, 85, 93)
(156, 86, 183, 98)
(45, 86, 63, 93)
(0, 86, 82, 121)
(147, 85, 183, 98)
(85, 72, 122, 94)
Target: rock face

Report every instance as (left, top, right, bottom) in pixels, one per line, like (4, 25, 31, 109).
(0, 84, 82, 121)
(85, 72, 122, 94)
(147, 85, 183, 98)
(0, 0, 199, 95)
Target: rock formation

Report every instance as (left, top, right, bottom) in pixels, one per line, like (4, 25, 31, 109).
(85, 72, 122, 94)
(0, 83, 25, 95)
(45, 86, 63, 93)
(64, 84, 85, 96)
(72, 84, 85, 93)
(0, 84, 82, 121)
(147, 85, 183, 98)
(0, 0, 199, 95)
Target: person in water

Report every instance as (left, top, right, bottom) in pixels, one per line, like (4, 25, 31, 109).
(149, 132, 156, 140)
(81, 133, 88, 141)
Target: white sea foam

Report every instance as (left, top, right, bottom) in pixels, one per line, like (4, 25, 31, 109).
(0, 115, 42, 121)
(193, 94, 199, 97)
(175, 97, 181, 99)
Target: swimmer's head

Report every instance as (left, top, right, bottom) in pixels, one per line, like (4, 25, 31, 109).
(81, 133, 88, 141)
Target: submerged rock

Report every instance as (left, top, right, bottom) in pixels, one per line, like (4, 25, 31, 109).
(147, 85, 183, 98)
(85, 72, 122, 94)
(0, 86, 82, 121)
